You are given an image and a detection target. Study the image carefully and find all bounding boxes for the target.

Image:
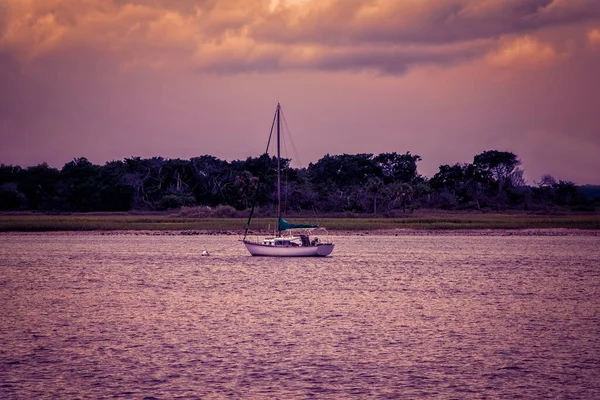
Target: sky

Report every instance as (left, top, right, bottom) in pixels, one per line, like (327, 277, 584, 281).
(1, 0, 599, 184)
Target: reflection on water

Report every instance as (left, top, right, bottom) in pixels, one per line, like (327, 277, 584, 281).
(1, 232, 599, 398)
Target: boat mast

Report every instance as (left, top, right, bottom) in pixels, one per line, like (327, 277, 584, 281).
(276, 103, 281, 231)
(243, 104, 279, 241)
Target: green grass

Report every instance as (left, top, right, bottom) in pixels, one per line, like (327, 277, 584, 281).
(274, 215, 600, 230)
(0, 215, 246, 232)
(0, 213, 599, 232)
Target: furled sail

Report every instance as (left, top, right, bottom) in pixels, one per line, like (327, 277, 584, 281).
(278, 217, 318, 231)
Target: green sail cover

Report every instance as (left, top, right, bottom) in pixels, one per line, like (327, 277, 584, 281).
(278, 217, 318, 231)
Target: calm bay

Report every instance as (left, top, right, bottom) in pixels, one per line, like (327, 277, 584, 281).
(1, 232, 599, 398)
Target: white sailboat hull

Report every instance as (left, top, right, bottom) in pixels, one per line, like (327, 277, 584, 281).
(243, 241, 334, 257)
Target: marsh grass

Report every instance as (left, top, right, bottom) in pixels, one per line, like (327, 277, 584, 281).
(280, 215, 600, 230)
(0, 215, 245, 232)
(1, 213, 599, 232)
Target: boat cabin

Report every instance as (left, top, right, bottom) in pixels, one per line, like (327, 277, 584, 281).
(262, 234, 318, 247)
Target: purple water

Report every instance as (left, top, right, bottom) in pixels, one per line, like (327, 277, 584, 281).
(1, 232, 599, 398)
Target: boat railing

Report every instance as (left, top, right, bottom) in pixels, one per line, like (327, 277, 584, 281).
(281, 228, 333, 245)
(243, 229, 333, 246)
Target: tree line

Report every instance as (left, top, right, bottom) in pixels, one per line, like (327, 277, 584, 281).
(0, 150, 597, 214)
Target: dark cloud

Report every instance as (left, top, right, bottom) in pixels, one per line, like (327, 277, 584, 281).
(254, 0, 600, 46)
(295, 40, 492, 74)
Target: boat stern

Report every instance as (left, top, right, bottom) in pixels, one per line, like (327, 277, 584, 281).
(316, 243, 334, 256)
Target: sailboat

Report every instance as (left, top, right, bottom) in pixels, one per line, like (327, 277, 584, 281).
(242, 104, 335, 257)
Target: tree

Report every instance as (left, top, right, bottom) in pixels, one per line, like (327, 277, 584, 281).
(308, 153, 379, 190)
(366, 177, 384, 214)
(281, 168, 318, 213)
(463, 163, 487, 210)
(374, 152, 422, 184)
(154, 158, 197, 210)
(17, 163, 60, 210)
(308, 153, 380, 212)
(0, 164, 22, 184)
(121, 156, 166, 210)
(536, 174, 556, 187)
(190, 155, 232, 206)
(473, 150, 522, 190)
(0, 164, 25, 209)
(552, 180, 577, 206)
(390, 182, 414, 213)
(0, 149, 573, 213)
(508, 168, 526, 187)
(59, 157, 101, 211)
(430, 164, 466, 208)
(229, 154, 283, 209)
(97, 160, 134, 211)
(233, 171, 258, 210)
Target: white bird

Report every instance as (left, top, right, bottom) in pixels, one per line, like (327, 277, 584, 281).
(201, 250, 210, 256)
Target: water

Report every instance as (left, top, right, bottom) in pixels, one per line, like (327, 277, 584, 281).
(1, 232, 599, 399)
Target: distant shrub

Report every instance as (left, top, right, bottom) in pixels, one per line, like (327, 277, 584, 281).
(577, 185, 600, 200)
(211, 205, 239, 217)
(251, 206, 276, 218)
(178, 206, 213, 218)
(570, 205, 596, 212)
(0, 183, 25, 210)
(159, 194, 196, 210)
(383, 210, 413, 218)
(177, 205, 246, 217)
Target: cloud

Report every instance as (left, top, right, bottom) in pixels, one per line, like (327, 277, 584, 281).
(589, 28, 600, 46)
(0, 0, 267, 65)
(255, 0, 600, 45)
(1, 0, 600, 75)
(486, 35, 560, 68)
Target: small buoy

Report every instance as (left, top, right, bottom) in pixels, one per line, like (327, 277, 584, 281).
(201, 250, 210, 256)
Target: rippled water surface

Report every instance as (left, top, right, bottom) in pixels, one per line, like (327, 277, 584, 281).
(1, 232, 600, 399)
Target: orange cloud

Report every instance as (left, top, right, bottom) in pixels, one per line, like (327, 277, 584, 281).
(486, 35, 560, 69)
(589, 28, 600, 46)
(1, 0, 71, 58)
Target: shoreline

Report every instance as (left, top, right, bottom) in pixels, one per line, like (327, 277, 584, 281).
(1, 212, 599, 232)
(2, 228, 599, 237)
